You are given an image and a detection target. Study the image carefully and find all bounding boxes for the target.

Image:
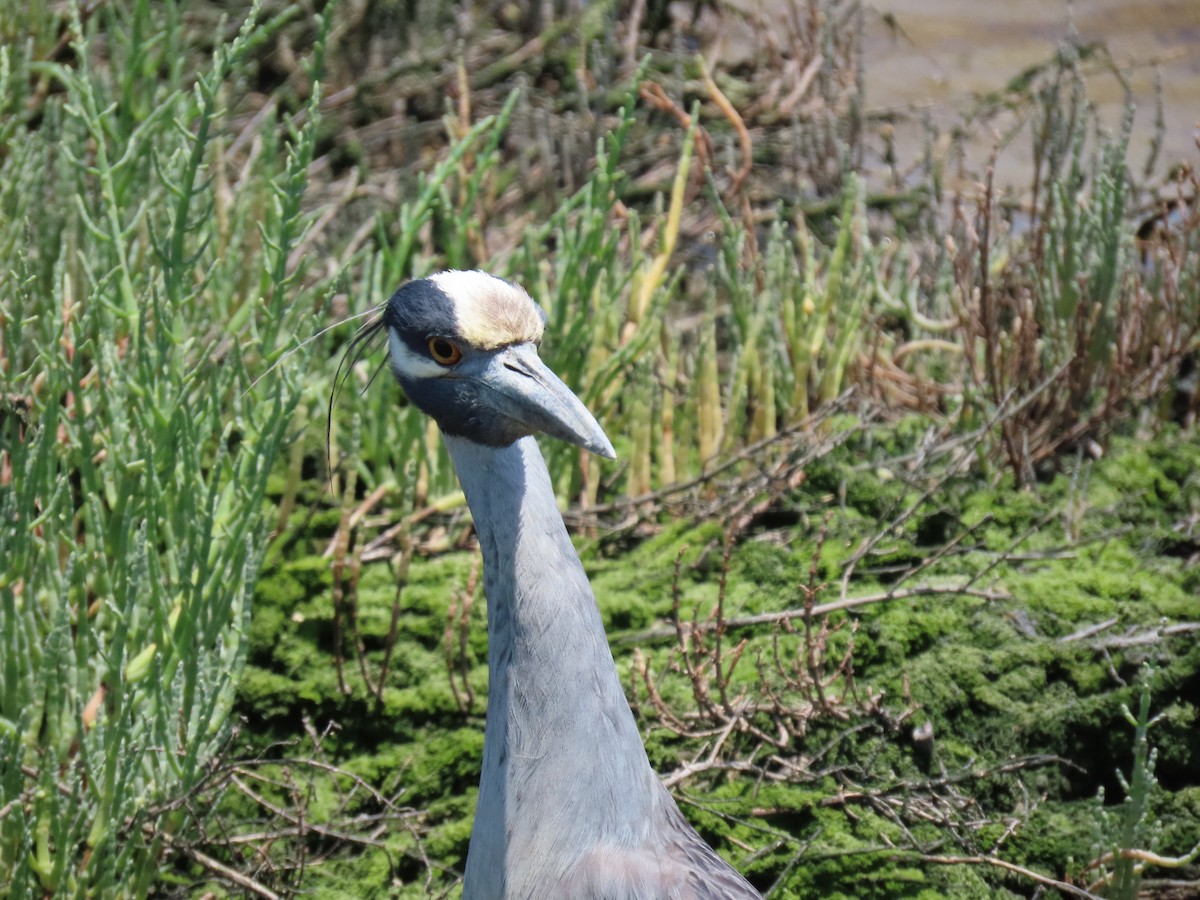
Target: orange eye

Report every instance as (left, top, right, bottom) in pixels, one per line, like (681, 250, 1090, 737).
(427, 337, 463, 366)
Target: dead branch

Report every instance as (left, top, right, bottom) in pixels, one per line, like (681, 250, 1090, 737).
(1093, 622, 1200, 648)
(921, 855, 1103, 899)
(821, 754, 1073, 806)
(617, 583, 1011, 646)
(170, 842, 282, 900)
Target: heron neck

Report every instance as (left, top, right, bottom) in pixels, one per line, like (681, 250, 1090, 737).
(443, 434, 660, 844)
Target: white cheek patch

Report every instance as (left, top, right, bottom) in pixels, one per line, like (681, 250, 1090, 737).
(389, 330, 450, 380)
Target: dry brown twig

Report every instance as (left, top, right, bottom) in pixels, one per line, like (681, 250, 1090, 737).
(921, 855, 1104, 899)
(622, 584, 1011, 646)
(170, 842, 282, 900)
(446, 558, 480, 715)
(174, 735, 431, 898)
(565, 390, 861, 531)
(630, 530, 1065, 876)
(632, 522, 911, 793)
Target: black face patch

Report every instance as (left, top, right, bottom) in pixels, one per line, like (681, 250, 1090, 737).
(397, 373, 529, 447)
(383, 279, 460, 358)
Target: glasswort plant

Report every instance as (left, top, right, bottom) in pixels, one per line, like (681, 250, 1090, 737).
(0, 2, 330, 894)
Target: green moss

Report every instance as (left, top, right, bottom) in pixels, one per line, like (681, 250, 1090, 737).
(220, 426, 1200, 897)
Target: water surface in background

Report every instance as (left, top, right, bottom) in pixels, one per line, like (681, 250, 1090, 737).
(863, 0, 1200, 190)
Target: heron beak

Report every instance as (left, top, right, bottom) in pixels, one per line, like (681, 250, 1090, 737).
(477, 343, 616, 459)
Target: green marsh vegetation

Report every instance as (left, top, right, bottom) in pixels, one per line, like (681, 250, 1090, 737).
(1, 1, 1197, 897)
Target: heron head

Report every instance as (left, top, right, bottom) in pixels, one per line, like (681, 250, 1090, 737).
(382, 270, 615, 458)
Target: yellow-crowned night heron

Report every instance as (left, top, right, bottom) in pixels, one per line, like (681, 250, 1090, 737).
(376, 271, 762, 898)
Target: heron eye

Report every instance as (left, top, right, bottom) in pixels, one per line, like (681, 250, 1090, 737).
(427, 337, 463, 366)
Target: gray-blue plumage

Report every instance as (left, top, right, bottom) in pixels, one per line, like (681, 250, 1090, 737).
(382, 271, 761, 899)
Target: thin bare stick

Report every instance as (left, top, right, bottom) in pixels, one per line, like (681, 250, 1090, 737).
(1058, 617, 1120, 642)
(173, 844, 282, 900)
(619, 584, 1010, 645)
(1084, 622, 1200, 649)
(921, 854, 1103, 899)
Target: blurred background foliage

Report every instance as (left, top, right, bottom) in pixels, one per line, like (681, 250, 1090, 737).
(0, 0, 1197, 897)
